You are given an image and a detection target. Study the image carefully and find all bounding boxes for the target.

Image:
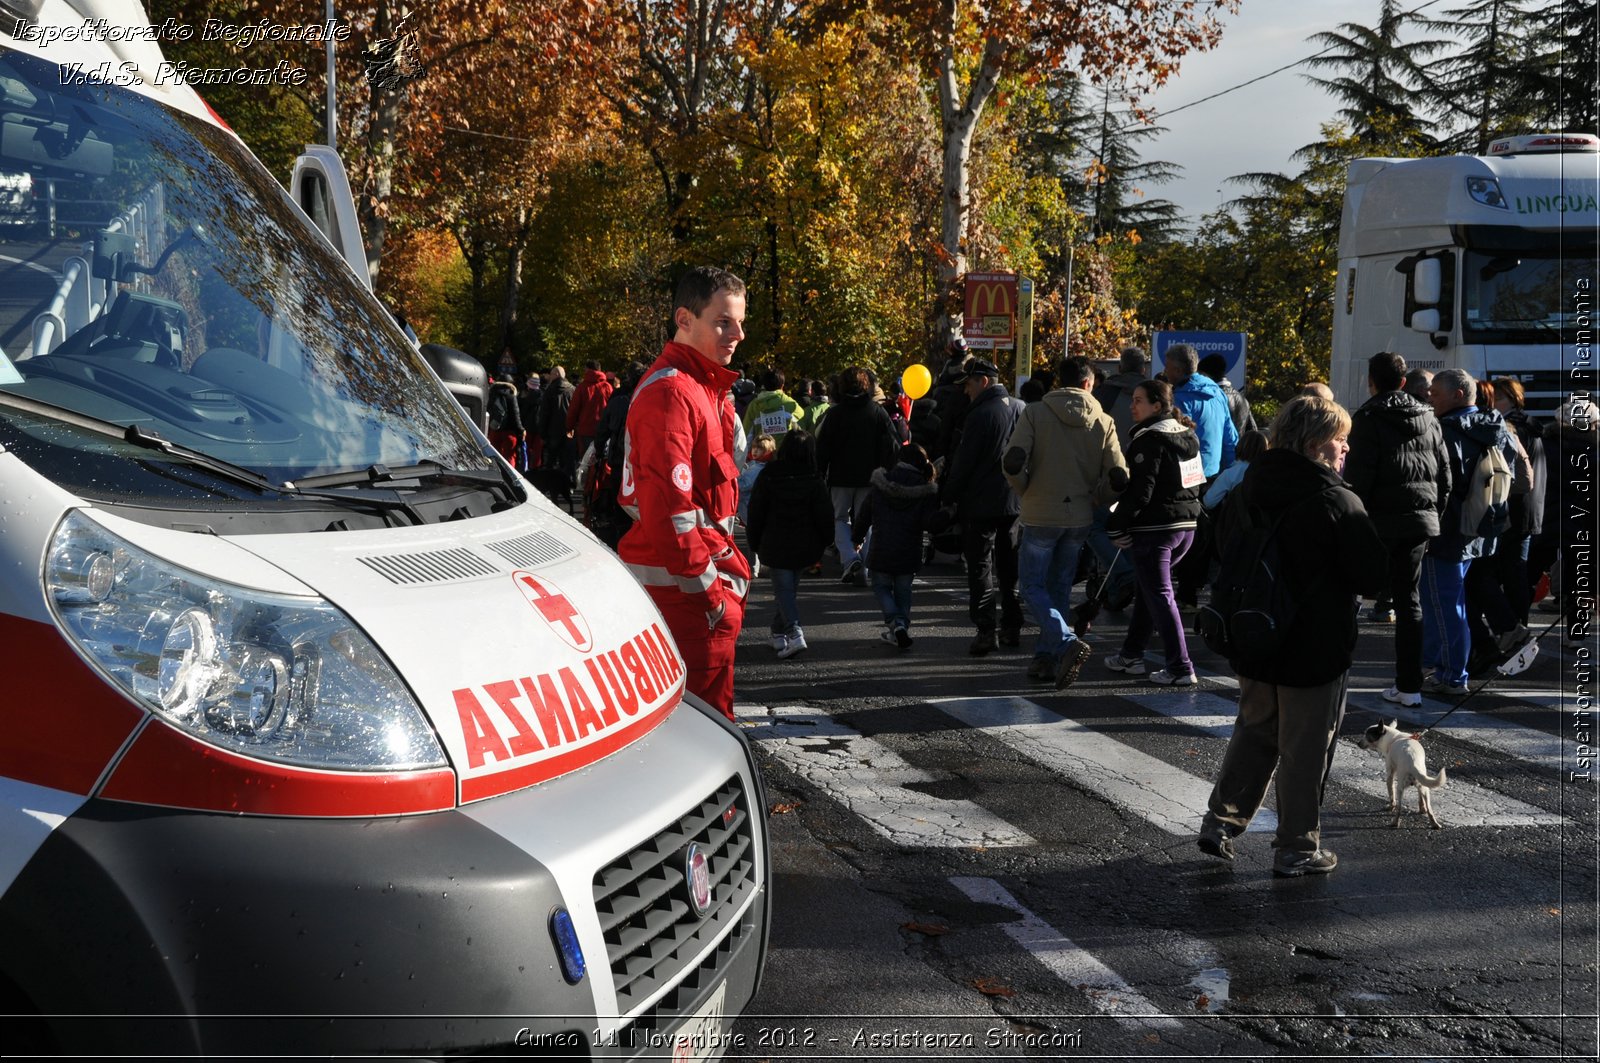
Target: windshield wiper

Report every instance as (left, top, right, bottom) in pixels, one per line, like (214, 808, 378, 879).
(291, 460, 516, 503)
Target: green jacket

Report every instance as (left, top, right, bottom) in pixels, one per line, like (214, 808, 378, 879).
(742, 389, 802, 439)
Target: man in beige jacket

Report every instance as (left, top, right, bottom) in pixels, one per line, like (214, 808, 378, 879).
(1003, 356, 1127, 688)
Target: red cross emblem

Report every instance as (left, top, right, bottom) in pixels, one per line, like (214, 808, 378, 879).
(514, 571, 592, 652)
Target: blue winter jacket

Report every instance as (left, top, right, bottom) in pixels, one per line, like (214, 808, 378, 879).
(1173, 373, 1239, 477)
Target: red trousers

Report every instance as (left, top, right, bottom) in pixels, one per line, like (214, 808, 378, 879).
(651, 588, 745, 721)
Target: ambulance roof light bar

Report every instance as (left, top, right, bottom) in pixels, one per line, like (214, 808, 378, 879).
(1487, 133, 1600, 155)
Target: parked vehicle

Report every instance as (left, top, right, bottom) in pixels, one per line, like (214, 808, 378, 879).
(1330, 132, 1599, 416)
(0, 4, 768, 1058)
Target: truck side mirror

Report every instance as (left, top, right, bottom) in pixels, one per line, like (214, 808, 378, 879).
(1409, 308, 1441, 333)
(1413, 257, 1442, 305)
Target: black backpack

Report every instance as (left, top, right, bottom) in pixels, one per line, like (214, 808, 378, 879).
(1196, 486, 1337, 666)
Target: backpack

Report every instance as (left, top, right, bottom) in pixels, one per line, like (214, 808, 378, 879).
(1196, 487, 1336, 667)
(1459, 441, 1512, 539)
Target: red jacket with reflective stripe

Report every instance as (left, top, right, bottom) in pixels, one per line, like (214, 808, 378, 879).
(617, 343, 749, 613)
(566, 369, 614, 437)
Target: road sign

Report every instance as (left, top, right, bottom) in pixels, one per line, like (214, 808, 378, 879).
(963, 273, 1018, 350)
(1152, 331, 1247, 389)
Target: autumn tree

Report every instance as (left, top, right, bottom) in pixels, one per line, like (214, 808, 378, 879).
(891, 0, 1235, 338)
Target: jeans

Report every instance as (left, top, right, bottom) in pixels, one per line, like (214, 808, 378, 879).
(871, 571, 915, 630)
(1017, 523, 1090, 658)
(1120, 528, 1194, 675)
(1086, 505, 1135, 604)
(1421, 556, 1471, 685)
(962, 515, 1021, 634)
(831, 486, 872, 568)
(767, 567, 802, 636)
(1380, 535, 1428, 693)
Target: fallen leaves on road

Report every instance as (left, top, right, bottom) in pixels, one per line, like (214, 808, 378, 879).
(971, 976, 1015, 998)
(1195, 993, 1210, 1009)
(769, 801, 801, 814)
(901, 921, 950, 937)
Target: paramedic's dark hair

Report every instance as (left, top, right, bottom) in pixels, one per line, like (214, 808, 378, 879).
(1368, 352, 1407, 393)
(673, 266, 746, 317)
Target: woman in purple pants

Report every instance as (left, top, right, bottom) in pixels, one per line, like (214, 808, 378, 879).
(1104, 380, 1205, 685)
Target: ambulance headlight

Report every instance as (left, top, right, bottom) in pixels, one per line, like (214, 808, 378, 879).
(46, 511, 447, 771)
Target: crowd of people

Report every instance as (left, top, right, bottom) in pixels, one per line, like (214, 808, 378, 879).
(492, 269, 1592, 878)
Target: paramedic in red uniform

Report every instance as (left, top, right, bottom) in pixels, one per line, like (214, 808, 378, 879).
(617, 267, 751, 719)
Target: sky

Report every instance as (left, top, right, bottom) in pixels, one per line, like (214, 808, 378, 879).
(1140, 0, 1387, 225)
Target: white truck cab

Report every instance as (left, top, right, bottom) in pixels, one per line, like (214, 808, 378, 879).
(1331, 132, 1599, 413)
(0, 3, 767, 1057)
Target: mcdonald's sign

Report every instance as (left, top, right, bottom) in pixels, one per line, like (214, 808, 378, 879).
(963, 272, 1018, 349)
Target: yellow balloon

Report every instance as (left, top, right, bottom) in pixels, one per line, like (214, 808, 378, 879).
(901, 363, 933, 400)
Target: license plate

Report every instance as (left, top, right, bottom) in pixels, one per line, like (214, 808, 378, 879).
(670, 980, 727, 1063)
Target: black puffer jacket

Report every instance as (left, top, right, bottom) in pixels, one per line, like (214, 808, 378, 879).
(1106, 412, 1202, 536)
(816, 391, 899, 488)
(941, 383, 1022, 520)
(1215, 448, 1386, 686)
(745, 461, 833, 571)
(857, 462, 941, 575)
(1503, 407, 1546, 538)
(1344, 389, 1450, 540)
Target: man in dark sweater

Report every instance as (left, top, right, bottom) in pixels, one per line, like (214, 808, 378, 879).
(941, 359, 1024, 654)
(1344, 353, 1452, 708)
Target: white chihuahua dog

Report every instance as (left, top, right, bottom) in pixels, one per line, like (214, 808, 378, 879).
(1358, 719, 1447, 829)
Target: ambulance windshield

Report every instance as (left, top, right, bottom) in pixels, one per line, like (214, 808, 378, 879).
(0, 47, 490, 488)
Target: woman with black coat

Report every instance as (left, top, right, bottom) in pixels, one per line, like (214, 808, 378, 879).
(855, 444, 942, 648)
(746, 430, 834, 660)
(1197, 396, 1386, 877)
(1103, 379, 1205, 685)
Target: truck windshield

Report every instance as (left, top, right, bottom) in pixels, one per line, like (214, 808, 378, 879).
(1461, 243, 1598, 344)
(0, 47, 488, 488)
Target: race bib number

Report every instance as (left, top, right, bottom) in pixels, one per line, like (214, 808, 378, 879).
(1178, 456, 1206, 489)
(672, 462, 694, 492)
(757, 410, 792, 435)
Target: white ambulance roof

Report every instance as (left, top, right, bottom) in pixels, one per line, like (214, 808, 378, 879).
(0, 0, 220, 129)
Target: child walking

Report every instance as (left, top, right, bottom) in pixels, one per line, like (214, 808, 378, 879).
(855, 444, 941, 648)
(745, 430, 833, 658)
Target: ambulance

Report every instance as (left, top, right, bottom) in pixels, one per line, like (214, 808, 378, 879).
(1330, 132, 1599, 414)
(0, 2, 767, 1057)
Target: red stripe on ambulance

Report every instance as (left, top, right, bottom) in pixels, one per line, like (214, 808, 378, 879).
(452, 624, 686, 804)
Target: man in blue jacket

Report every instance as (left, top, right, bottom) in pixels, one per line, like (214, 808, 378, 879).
(1164, 344, 1238, 478)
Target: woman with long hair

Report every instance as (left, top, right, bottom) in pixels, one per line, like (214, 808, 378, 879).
(1103, 379, 1205, 685)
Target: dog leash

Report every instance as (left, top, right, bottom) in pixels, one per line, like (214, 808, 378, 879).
(1412, 611, 1568, 739)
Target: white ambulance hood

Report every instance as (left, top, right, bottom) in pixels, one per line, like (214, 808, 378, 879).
(211, 503, 685, 804)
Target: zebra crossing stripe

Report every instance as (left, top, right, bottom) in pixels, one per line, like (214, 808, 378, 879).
(1125, 690, 1562, 828)
(930, 696, 1277, 836)
(949, 876, 1182, 1029)
(738, 704, 1035, 849)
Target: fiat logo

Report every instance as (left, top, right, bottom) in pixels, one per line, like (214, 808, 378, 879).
(684, 843, 712, 918)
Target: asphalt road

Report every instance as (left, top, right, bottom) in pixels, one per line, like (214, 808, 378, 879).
(727, 549, 1597, 1061)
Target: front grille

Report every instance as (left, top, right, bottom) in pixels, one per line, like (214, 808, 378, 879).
(593, 776, 756, 1016)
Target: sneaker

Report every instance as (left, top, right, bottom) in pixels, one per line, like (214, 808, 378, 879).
(1421, 674, 1470, 696)
(1104, 653, 1148, 676)
(1197, 825, 1235, 862)
(969, 630, 996, 656)
(1027, 653, 1054, 681)
(1495, 624, 1532, 656)
(1272, 848, 1338, 877)
(1149, 668, 1197, 687)
(894, 625, 913, 650)
(1104, 653, 1147, 676)
(1054, 640, 1093, 689)
(839, 560, 863, 585)
(770, 632, 788, 652)
(879, 627, 897, 645)
(1369, 607, 1396, 624)
(1381, 685, 1422, 709)
(777, 629, 808, 659)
